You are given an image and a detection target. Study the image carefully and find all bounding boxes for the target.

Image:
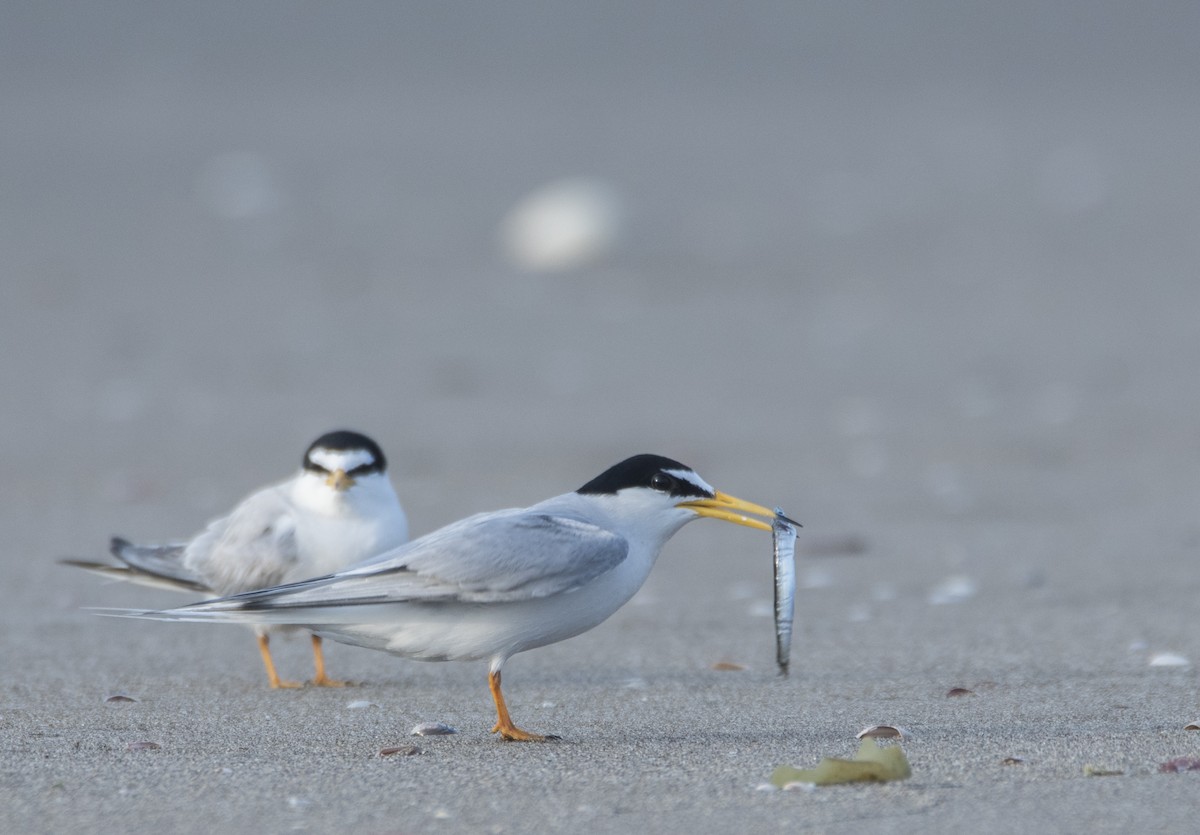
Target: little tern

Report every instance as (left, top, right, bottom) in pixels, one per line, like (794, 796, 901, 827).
(66, 430, 409, 688)
(108, 454, 793, 740)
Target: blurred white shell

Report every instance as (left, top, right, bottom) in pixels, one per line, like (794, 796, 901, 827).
(500, 177, 624, 272)
(928, 575, 978, 605)
(1148, 652, 1190, 668)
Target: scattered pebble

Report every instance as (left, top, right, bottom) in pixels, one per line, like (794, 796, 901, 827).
(126, 741, 160, 752)
(1159, 757, 1200, 773)
(711, 661, 746, 671)
(928, 575, 978, 605)
(410, 722, 457, 737)
(379, 744, 422, 757)
(105, 694, 138, 704)
(1001, 757, 1024, 766)
(946, 687, 975, 698)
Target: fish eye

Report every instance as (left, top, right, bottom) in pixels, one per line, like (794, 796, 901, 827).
(649, 472, 674, 492)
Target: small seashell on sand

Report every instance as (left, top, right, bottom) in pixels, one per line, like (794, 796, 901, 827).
(856, 724, 911, 740)
(410, 722, 457, 736)
(1149, 652, 1190, 668)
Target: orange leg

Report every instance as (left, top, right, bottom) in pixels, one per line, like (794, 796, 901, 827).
(489, 669, 558, 741)
(309, 635, 350, 687)
(256, 634, 302, 689)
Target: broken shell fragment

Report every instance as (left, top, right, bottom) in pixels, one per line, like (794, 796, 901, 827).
(410, 722, 457, 737)
(105, 694, 138, 703)
(1001, 757, 1024, 766)
(856, 724, 911, 740)
(126, 741, 161, 751)
(1183, 721, 1200, 731)
(379, 744, 422, 757)
(711, 661, 747, 671)
(946, 687, 975, 697)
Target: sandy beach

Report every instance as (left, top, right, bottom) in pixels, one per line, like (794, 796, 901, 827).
(4, 3, 1200, 832)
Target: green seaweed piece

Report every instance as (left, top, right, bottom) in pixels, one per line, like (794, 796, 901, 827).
(770, 738, 911, 787)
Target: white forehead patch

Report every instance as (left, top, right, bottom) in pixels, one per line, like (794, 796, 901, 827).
(308, 447, 377, 472)
(666, 467, 714, 496)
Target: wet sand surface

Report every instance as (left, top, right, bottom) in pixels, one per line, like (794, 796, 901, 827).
(4, 4, 1200, 832)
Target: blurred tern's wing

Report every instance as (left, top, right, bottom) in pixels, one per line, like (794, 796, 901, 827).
(62, 537, 208, 593)
(136, 509, 629, 620)
(181, 485, 301, 596)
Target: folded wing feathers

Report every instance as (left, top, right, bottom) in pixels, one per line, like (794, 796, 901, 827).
(166, 511, 630, 616)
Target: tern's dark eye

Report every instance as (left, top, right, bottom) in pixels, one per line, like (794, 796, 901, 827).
(347, 462, 375, 477)
(649, 472, 675, 492)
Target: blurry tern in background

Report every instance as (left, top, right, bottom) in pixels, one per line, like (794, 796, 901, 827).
(105, 454, 796, 740)
(65, 430, 408, 688)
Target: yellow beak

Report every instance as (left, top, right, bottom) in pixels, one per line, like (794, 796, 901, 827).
(677, 491, 778, 531)
(325, 469, 355, 491)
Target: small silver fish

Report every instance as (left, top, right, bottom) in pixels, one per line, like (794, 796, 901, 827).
(772, 509, 798, 676)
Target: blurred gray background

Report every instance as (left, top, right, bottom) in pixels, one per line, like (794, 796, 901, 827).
(3, 2, 1200, 832)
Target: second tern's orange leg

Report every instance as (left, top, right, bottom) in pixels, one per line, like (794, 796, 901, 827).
(256, 634, 302, 689)
(309, 635, 351, 687)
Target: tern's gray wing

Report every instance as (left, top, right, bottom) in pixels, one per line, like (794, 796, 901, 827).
(181, 485, 301, 596)
(164, 508, 629, 616)
(61, 538, 209, 593)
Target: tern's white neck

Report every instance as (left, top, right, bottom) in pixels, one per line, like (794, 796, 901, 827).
(289, 470, 399, 518)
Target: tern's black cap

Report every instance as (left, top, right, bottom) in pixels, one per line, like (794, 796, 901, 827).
(576, 454, 712, 499)
(303, 430, 386, 474)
